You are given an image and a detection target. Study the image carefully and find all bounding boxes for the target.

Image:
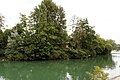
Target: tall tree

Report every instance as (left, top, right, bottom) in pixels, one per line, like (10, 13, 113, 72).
(71, 18, 97, 50)
(5, 0, 69, 60)
(0, 15, 6, 55)
(28, 0, 69, 59)
(0, 15, 4, 30)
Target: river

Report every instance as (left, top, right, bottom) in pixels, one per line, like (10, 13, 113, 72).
(0, 53, 119, 80)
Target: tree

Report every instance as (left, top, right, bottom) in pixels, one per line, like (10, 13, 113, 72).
(0, 15, 6, 56)
(71, 18, 98, 56)
(28, 0, 69, 59)
(70, 18, 113, 58)
(0, 15, 5, 30)
(5, 0, 69, 60)
(4, 14, 32, 60)
(94, 35, 106, 55)
(4, 0, 113, 60)
(106, 39, 117, 50)
(116, 44, 120, 51)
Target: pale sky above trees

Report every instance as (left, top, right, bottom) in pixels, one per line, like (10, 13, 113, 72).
(0, 0, 120, 43)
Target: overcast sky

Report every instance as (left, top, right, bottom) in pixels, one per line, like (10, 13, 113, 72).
(0, 0, 120, 43)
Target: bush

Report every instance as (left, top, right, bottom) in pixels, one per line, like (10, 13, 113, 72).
(86, 66, 109, 80)
(66, 48, 79, 58)
(78, 49, 88, 58)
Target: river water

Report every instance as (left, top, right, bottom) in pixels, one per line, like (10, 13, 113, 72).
(0, 53, 119, 80)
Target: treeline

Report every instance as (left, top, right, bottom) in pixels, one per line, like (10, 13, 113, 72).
(0, 0, 117, 61)
(115, 44, 120, 51)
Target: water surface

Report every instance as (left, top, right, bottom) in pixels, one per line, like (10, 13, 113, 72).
(104, 53, 120, 78)
(0, 53, 119, 80)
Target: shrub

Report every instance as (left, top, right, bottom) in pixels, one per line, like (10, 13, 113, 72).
(86, 66, 109, 80)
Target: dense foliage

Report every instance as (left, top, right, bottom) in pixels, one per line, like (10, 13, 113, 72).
(86, 66, 109, 80)
(0, 0, 116, 61)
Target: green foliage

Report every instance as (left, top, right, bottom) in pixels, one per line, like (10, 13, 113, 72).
(0, 15, 5, 30)
(0, 30, 4, 49)
(1, 0, 114, 61)
(0, 16, 7, 56)
(116, 44, 120, 51)
(106, 39, 117, 50)
(95, 35, 114, 55)
(70, 18, 112, 57)
(27, 0, 68, 60)
(86, 66, 109, 80)
(4, 0, 69, 60)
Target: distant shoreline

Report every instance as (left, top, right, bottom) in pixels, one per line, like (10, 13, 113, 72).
(111, 51, 120, 54)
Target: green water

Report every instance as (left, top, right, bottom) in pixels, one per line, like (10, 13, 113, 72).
(0, 54, 116, 80)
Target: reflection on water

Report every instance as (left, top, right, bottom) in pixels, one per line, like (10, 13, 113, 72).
(65, 72, 72, 80)
(104, 53, 120, 78)
(0, 76, 6, 80)
(0, 54, 117, 80)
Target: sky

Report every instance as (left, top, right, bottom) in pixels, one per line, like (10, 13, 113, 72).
(0, 0, 120, 43)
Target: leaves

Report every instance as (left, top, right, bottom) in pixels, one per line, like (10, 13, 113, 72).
(1, 0, 114, 60)
(86, 66, 109, 80)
